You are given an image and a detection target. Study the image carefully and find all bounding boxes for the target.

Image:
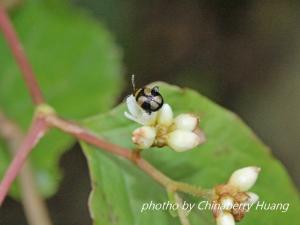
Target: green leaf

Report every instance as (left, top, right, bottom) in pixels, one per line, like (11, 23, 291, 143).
(0, 0, 123, 197)
(81, 82, 300, 225)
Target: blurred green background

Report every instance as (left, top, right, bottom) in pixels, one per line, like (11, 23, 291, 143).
(1, 0, 300, 224)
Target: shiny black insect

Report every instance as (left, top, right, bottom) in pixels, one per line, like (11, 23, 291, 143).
(131, 75, 164, 114)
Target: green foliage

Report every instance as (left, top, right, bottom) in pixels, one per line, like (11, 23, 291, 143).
(0, 0, 123, 197)
(81, 82, 300, 225)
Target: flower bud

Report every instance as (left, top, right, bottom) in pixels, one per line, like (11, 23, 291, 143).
(228, 167, 261, 191)
(216, 212, 235, 225)
(246, 192, 259, 204)
(157, 104, 173, 126)
(174, 113, 199, 131)
(167, 130, 201, 152)
(220, 196, 234, 211)
(132, 126, 156, 149)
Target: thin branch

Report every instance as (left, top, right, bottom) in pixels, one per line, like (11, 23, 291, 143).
(0, 111, 52, 225)
(45, 114, 211, 197)
(0, 117, 48, 205)
(45, 115, 172, 187)
(0, 5, 44, 105)
(46, 115, 132, 159)
(173, 181, 213, 199)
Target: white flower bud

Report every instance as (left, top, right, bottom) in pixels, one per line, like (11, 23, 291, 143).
(228, 167, 261, 191)
(132, 126, 156, 149)
(216, 212, 235, 225)
(167, 130, 201, 152)
(220, 196, 234, 211)
(174, 113, 199, 131)
(157, 104, 173, 126)
(246, 192, 259, 204)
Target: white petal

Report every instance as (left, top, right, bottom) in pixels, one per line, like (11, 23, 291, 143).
(124, 112, 140, 124)
(126, 95, 141, 117)
(157, 104, 173, 126)
(174, 113, 199, 131)
(167, 130, 201, 152)
(216, 212, 235, 225)
(140, 111, 158, 126)
(125, 95, 158, 125)
(246, 192, 259, 204)
(228, 167, 261, 191)
(132, 126, 156, 149)
(220, 196, 234, 211)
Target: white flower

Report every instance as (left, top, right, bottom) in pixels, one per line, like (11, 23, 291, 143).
(167, 130, 202, 152)
(124, 95, 158, 126)
(125, 95, 205, 151)
(132, 126, 156, 149)
(228, 167, 261, 192)
(173, 113, 199, 131)
(157, 104, 173, 126)
(220, 196, 234, 211)
(216, 212, 235, 225)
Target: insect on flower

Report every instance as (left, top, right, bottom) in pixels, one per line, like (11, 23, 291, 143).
(124, 75, 206, 151)
(131, 75, 164, 115)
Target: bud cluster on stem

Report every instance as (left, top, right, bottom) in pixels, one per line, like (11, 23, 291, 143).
(213, 167, 261, 225)
(125, 95, 205, 152)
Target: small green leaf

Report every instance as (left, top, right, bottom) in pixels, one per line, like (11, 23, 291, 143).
(81, 82, 300, 225)
(0, 0, 123, 197)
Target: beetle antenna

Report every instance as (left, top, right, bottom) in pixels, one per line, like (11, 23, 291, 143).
(131, 74, 136, 93)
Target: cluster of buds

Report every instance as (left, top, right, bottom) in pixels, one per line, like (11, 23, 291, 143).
(213, 167, 261, 225)
(124, 95, 205, 151)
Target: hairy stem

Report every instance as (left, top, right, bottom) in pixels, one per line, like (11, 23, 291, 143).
(0, 117, 48, 205)
(0, 111, 52, 225)
(0, 5, 44, 105)
(173, 181, 213, 199)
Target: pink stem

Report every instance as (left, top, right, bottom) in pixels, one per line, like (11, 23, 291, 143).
(0, 118, 47, 205)
(46, 115, 174, 187)
(0, 6, 44, 105)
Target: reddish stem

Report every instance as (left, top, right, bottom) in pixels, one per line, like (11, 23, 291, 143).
(46, 115, 173, 187)
(46, 115, 210, 196)
(0, 110, 52, 225)
(0, 6, 44, 105)
(0, 118, 47, 205)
